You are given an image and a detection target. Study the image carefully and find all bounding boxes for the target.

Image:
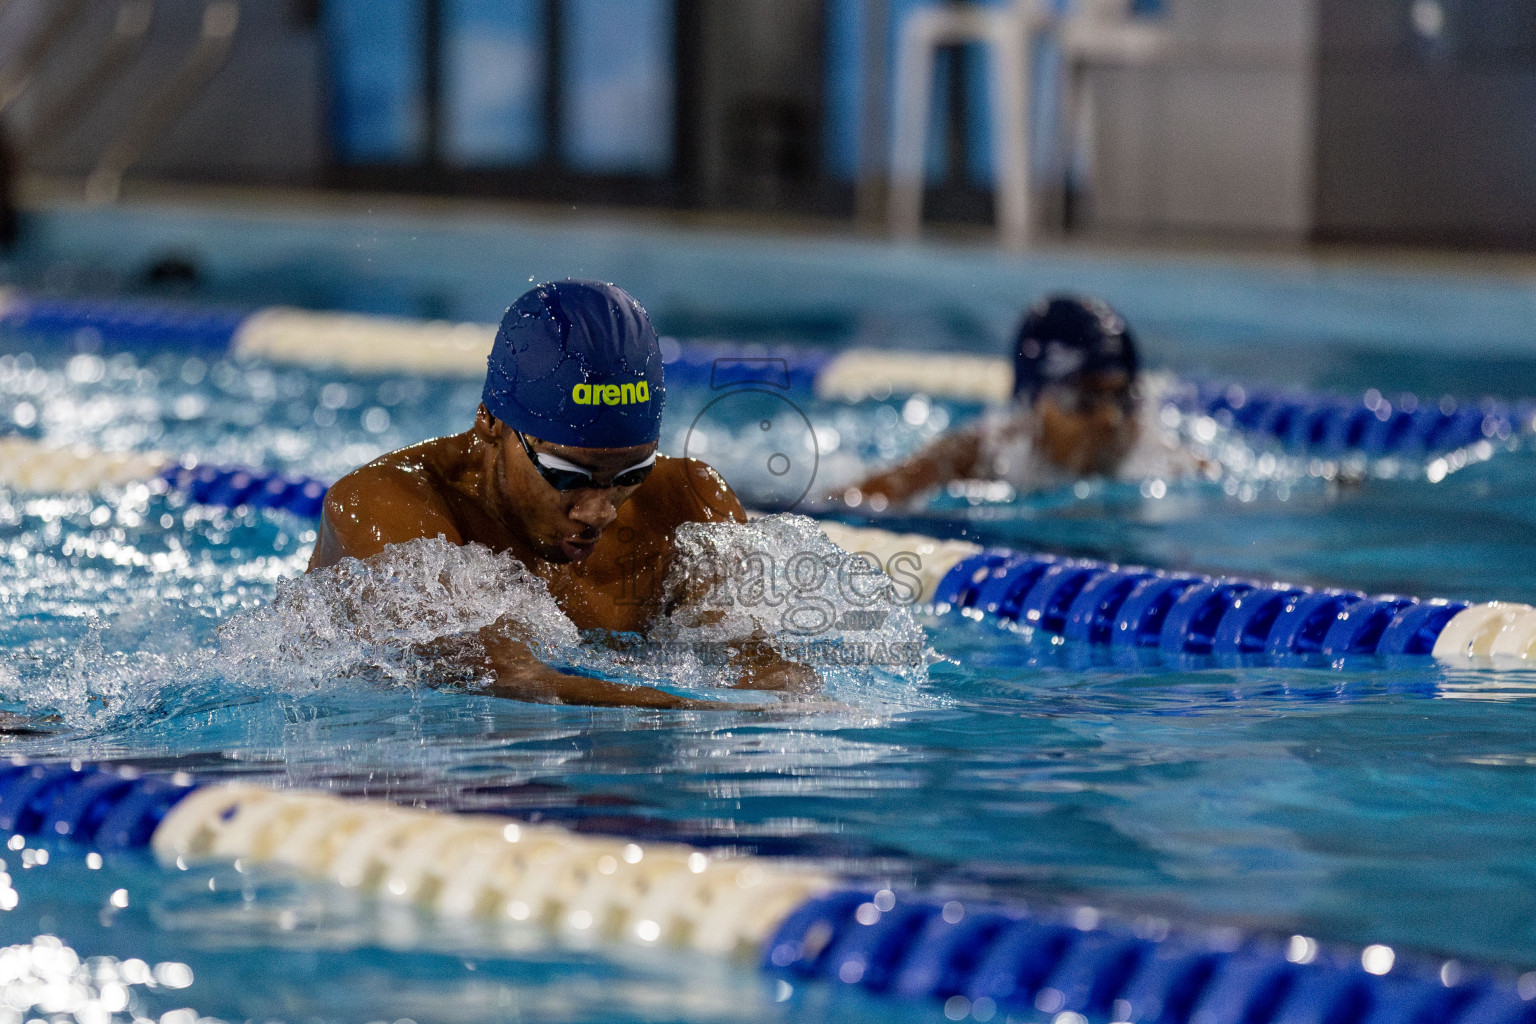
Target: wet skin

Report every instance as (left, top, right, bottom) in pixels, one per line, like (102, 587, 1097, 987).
(846, 371, 1138, 505)
(310, 405, 815, 707)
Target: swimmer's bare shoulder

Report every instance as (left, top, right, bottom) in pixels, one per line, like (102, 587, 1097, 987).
(308, 436, 466, 571)
(627, 456, 748, 530)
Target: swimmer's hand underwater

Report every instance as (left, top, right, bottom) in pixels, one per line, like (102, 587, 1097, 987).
(472, 621, 718, 709)
(307, 281, 820, 709)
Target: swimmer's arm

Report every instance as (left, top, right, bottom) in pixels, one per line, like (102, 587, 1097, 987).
(474, 619, 720, 710)
(726, 638, 819, 693)
(844, 426, 986, 505)
(308, 468, 463, 571)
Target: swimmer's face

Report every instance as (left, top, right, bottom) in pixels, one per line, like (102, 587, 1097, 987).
(478, 409, 656, 563)
(1032, 371, 1138, 476)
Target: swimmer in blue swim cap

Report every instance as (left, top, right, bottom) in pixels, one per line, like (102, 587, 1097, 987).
(311, 281, 815, 707)
(845, 295, 1189, 505)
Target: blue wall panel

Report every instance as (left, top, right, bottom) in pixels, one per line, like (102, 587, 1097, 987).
(442, 0, 546, 166)
(561, 0, 675, 174)
(323, 0, 426, 163)
(825, 0, 866, 180)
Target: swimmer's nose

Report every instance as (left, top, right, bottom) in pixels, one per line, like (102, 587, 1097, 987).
(567, 489, 620, 533)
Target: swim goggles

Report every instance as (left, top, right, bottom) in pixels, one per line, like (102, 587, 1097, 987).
(515, 431, 656, 491)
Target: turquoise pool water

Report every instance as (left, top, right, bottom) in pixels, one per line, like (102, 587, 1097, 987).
(2, 203, 1536, 1023)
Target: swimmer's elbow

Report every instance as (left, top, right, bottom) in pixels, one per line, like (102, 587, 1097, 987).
(849, 464, 930, 506)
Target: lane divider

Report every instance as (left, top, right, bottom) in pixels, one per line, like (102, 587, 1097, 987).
(2, 759, 1533, 1024)
(815, 521, 983, 608)
(0, 437, 168, 494)
(1, 293, 248, 353)
(0, 437, 329, 517)
(151, 783, 831, 957)
(157, 462, 330, 519)
(1185, 381, 1533, 461)
(813, 349, 1014, 405)
(0, 436, 1526, 668)
(2, 293, 1528, 458)
(815, 521, 1494, 664)
(232, 308, 494, 375)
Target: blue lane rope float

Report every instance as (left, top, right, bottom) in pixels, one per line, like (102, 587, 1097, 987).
(2, 291, 1530, 458)
(1, 759, 1534, 1024)
(660, 338, 836, 394)
(159, 463, 329, 518)
(0, 293, 249, 353)
(1178, 381, 1535, 460)
(0, 762, 197, 850)
(929, 548, 1467, 660)
(765, 890, 1536, 1023)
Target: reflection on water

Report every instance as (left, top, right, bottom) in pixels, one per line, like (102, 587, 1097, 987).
(1434, 667, 1536, 701)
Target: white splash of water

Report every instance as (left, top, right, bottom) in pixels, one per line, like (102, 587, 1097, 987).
(215, 523, 933, 708)
(14, 521, 936, 727)
(640, 514, 935, 707)
(215, 536, 582, 691)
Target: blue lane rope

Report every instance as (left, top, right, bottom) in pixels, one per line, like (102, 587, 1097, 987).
(0, 762, 197, 850)
(932, 551, 1467, 660)
(1177, 381, 1535, 459)
(0, 295, 248, 352)
(660, 339, 835, 394)
(160, 463, 329, 518)
(765, 889, 1536, 1024)
(2, 760, 1533, 1024)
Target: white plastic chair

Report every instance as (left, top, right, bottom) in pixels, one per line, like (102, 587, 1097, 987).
(888, 0, 1050, 251)
(1058, 0, 1168, 218)
(887, 0, 1167, 250)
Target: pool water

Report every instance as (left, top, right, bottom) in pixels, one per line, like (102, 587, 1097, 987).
(4, 203, 1536, 1022)
(3, 332, 1536, 1024)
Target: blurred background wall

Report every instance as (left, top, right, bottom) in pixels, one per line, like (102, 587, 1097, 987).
(1, 0, 1533, 248)
(1, 0, 324, 185)
(1315, 0, 1536, 246)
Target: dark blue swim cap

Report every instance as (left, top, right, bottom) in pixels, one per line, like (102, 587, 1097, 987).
(482, 280, 665, 448)
(1012, 295, 1138, 402)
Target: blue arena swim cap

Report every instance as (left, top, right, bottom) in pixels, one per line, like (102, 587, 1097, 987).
(482, 280, 665, 449)
(1012, 295, 1138, 402)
